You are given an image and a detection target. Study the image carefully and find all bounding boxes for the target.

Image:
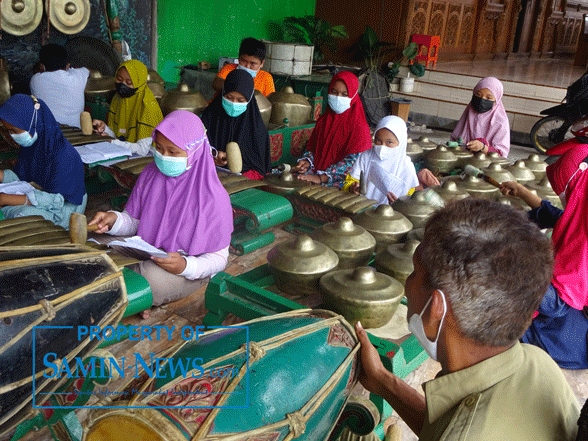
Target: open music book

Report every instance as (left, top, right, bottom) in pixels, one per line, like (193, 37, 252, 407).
(107, 236, 169, 258)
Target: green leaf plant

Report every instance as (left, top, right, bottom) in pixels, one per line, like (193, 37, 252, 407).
(279, 15, 349, 62)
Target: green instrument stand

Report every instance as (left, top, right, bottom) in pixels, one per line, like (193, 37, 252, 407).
(229, 188, 293, 255)
(203, 264, 428, 440)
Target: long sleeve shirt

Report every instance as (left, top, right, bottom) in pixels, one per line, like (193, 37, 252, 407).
(107, 210, 229, 280)
(527, 200, 564, 229)
(299, 151, 360, 187)
(103, 125, 152, 156)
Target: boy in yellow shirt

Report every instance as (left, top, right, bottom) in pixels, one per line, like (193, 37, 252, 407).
(212, 38, 275, 97)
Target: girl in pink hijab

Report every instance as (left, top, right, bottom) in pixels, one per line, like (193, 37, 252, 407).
(500, 139, 588, 369)
(89, 110, 233, 314)
(451, 77, 510, 157)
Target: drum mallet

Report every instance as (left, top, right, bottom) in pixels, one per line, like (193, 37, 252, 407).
(69, 212, 99, 244)
(463, 164, 501, 188)
(359, 170, 367, 195)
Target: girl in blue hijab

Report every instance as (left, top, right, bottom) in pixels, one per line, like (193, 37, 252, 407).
(0, 94, 86, 229)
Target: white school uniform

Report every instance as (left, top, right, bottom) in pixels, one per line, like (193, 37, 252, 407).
(348, 115, 418, 205)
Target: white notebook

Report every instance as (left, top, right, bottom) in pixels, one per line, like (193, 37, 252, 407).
(108, 236, 169, 258)
(74, 142, 132, 164)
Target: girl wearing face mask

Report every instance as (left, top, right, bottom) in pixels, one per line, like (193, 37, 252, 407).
(500, 139, 588, 369)
(201, 69, 271, 180)
(92, 60, 163, 156)
(294, 71, 371, 187)
(342, 115, 418, 205)
(89, 111, 233, 315)
(451, 77, 510, 157)
(0, 94, 86, 229)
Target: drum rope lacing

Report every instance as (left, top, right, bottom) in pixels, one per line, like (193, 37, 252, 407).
(39, 299, 56, 321)
(286, 411, 306, 438)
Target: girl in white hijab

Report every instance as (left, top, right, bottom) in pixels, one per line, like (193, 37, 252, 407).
(343, 115, 419, 204)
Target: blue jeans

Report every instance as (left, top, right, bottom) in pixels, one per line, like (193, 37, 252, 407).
(521, 284, 588, 369)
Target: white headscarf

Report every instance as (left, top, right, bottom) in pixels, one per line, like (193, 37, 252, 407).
(353, 116, 418, 204)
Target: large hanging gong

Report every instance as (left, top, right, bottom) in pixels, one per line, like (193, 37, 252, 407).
(1, 0, 43, 36)
(46, 0, 91, 34)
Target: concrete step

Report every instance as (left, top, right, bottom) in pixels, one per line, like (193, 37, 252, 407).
(392, 72, 567, 135)
(423, 70, 567, 102)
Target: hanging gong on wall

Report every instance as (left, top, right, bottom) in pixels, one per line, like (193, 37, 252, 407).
(0, 0, 43, 36)
(45, 0, 90, 34)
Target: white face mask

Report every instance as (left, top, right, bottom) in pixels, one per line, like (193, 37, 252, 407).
(407, 290, 447, 361)
(373, 144, 393, 160)
(328, 94, 352, 114)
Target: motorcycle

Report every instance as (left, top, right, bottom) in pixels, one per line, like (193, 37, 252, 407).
(530, 71, 588, 153)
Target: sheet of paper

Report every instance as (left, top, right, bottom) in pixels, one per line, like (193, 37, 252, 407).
(368, 162, 403, 197)
(74, 142, 132, 164)
(0, 181, 36, 195)
(0, 181, 38, 205)
(108, 236, 169, 258)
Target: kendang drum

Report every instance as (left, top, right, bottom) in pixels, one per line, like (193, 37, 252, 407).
(0, 245, 127, 437)
(83, 309, 359, 441)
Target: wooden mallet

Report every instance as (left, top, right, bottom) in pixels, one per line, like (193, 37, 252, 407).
(69, 212, 99, 244)
(463, 164, 501, 188)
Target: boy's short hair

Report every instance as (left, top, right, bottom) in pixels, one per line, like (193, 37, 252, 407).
(239, 38, 266, 62)
(39, 44, 68, 72)
(420, 198, 553, 347)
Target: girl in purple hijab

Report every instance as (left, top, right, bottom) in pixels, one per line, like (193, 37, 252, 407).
(89, 110, 233, 313)
(451, 77, 510, 157)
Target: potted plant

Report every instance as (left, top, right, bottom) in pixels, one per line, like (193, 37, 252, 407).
(351, 26, 396, 125)
(387, 43, 425, 93)
(277, 15, 348, 63)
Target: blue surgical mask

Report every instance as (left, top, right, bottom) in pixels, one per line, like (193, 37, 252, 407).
(328, 94, 353, 114)
(237, 64, 258, 78)
(407, 290, 447, 361)
(11, 131, 38, 147)
(222, 97, 248, 118)
(153, 149, 188, 177)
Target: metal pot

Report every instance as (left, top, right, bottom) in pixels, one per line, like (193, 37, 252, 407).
(406, 138, 424, 162)
(319, 267, 404, 328)
(424, 145, 458, 174)
(255, 90, 272, 127)
(84, 70, 115, 98)
(487, 151, 511, 166)
(446, 146, 473, 168)
(160, 82, 208, 116)
(353, 204, 413, 253)
(483, 162, 516, 185)
(147, 70, 166, 103)
(525, 154, 547, 181)
(455, 174, 500, 199)
(311, 217, 376, 269)
(392, 191, 437, 229)
(433, 180, 470, 202)
(464, 152, 492, 170)
(417, 136, 437, 151)
(407, 227, 424, 242)
(526, 176, 562, 209)
(263, 171, 311, 194)
(506, 160, 536, 184)
(267, 234, 339, 296)
(494, 193, 530, 210)
(267, 86, 311, 127)
(374, 239, 420, 285)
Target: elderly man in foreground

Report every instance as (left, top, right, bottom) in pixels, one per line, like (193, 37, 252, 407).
(356, 198, 580, 441)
